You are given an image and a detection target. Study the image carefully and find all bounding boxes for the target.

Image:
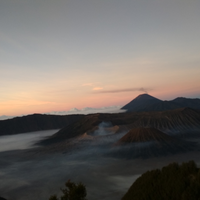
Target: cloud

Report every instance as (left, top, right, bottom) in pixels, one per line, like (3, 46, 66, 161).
(0, 106, 125, 120)
(45, 105, 125, 115)
(93, 87, 103, 91)
(0, 115, 15, 120)
(94, 87, 151, 94)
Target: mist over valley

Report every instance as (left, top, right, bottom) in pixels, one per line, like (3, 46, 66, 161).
(1, 94, 200, 199)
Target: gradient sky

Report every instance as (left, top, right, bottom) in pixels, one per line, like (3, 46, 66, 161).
(0, 0, 200, 116)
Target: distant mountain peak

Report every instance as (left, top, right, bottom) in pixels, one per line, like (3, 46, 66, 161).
(122, 94, 161, 112)
(173, 97, 200, 101)
(122, 94, 200, 113)
(134, 93, 161, 101)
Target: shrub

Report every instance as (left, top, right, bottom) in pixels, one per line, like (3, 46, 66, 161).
(122, 160, 200, 200)
(49, 180, 87, 200)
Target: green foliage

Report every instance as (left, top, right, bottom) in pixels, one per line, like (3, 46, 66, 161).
(49, 195, 59, 200)
(60, 180, 87, 200)
(49, 180, 87, 200)
(122, 160, 200, 200)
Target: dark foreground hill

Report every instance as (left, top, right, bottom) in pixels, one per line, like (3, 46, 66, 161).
(0, 114, 84, 135)
(122, 94, 200, 112)
(0, 197, 7, 200)
(122, 160, 200, 200)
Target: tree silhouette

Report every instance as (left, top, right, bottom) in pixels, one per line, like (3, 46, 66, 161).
(49, 180, 87, 200)
(122, 160, 200, 200)
(49, 195, 58, 200)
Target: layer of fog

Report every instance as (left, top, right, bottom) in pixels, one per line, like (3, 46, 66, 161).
(0, 115, 15, 120)
(45, 105, 126, 115)
(0, 130, 58, 152)
(0, 125, 200, 200)
(0, 105, 126, 120)
(92, 122, 114, 136)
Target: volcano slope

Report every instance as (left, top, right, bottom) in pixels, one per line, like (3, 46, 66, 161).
(36, 107, 200, 159)
(40, 107, 200, 145)
(38, 112, 133, 145)
(121, 94, 162, 112)
(125, 108, 200, 135)
(110, 127, 195, 159)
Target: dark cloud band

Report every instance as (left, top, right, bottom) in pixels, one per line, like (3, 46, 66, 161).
(94, 87, 151, 94)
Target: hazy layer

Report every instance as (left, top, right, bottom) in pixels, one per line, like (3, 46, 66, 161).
(0, 129, 200, 200)
(0, 130, 58, 152)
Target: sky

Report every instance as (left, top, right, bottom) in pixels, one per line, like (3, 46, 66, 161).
(0, 0, 200, 116)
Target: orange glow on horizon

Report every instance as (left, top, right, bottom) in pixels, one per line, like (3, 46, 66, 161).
(1, 87, 200, 116)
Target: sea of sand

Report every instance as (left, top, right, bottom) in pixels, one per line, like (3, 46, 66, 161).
(0, 129, 200, 200)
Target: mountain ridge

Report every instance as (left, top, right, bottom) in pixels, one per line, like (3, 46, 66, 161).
(122, 94, 162, 112)
(39, 107, 200, 145)
(0, 114, 84, 136)
(1, 94, 200, 137)
(122, 94, 200, 112)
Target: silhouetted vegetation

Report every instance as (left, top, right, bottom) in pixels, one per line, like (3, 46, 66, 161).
(0, 197, 7, 200)
(49, 180, 87, 200)
(122, 160, 200, 200)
